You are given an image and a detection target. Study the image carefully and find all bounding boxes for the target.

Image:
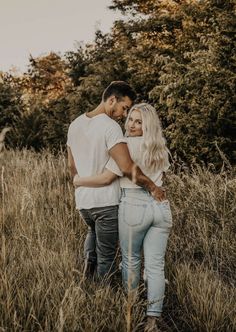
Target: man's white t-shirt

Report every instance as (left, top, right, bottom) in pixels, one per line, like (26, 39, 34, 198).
(67, 113, 126, 209)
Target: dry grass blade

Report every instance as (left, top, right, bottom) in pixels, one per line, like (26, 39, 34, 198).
(0, 149, 235, 331)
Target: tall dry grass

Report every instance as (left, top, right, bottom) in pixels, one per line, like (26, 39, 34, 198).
(0, 150, 235, 331)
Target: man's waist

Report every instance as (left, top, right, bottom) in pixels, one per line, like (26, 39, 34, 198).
(75, 186, 120, 209)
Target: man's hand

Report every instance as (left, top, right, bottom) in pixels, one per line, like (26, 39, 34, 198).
(132, 163, 166, 201)
(110, 146, 167, 201)
(150, 186, 166, 202)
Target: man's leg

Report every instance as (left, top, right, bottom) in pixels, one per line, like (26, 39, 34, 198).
(91, 205, 119, 279)
(79, 209, 97, 278)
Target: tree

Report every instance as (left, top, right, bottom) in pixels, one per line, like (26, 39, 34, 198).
(19, 52, 73, 106)
(65, 30, 131, 120)
(1, 54, 74, 151)
(1, 0, 235, 164)
(110, 0, 236, 165)
(0, 73, 23, 147)
(149, 0, 236, 165)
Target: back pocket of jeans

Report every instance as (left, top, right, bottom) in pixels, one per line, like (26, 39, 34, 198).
(160, 201, 173, 228)
(119, 200, 147, 226)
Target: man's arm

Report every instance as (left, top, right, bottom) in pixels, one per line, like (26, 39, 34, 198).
(68, 146, 117, 187)
(73, 170, 117, 188)
(109, 143, 166, 201)
(67, 146, 77, 178)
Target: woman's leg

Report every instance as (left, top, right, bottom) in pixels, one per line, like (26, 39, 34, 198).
(143, 226, 170, 317)
(119, 227, 144, 292)
(119, 220, 145, 292)
(143, 200, 172, 317)
(119, 192, 151, 292)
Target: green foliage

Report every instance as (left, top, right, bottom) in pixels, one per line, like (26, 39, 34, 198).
(1, 54, 74, 151)
(42, 97, 71, 152)
(110, 0, 236, 166)
(65, 30, 132, 119)
(148, 0, 236, 165)
(65, 46, 87, 86)
(9, 106, 47, 150)
(0, 74, 23, 132)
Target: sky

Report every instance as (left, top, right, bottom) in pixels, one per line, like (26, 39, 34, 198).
(0, 0, 124, 72)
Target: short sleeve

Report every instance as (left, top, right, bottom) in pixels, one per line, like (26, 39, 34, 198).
(106, 157, 123, 177)
(106, 123, 126, 150)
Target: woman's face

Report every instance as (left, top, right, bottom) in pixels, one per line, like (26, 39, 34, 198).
(127, 109, 143, 137)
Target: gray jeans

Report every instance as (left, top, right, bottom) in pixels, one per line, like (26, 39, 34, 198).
(79, 205, 119, 279)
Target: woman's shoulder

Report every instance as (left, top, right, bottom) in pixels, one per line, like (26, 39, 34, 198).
(127, 136, 143, 144)
(127, 136, 143, 149)
(127, 137, 143, 161)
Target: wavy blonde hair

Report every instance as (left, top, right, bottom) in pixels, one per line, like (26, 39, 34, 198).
(125, 103, 170, 172)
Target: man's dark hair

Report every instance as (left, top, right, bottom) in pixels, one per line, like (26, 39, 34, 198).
(102, 81, 136, 102)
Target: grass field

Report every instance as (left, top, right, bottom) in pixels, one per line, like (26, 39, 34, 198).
(0, 149, 235, 331)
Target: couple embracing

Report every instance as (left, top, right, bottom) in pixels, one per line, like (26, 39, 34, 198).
(67, 81, 172, 331)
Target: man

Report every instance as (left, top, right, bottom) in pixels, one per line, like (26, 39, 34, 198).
(67, 81, 165, 280)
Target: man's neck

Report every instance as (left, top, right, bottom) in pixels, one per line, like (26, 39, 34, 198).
(86, 102, 106, 118)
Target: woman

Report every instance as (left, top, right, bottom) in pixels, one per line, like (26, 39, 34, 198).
(74, 103, 172, 331)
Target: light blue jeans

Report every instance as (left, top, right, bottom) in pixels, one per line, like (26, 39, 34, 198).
(118, 188, 172, 317)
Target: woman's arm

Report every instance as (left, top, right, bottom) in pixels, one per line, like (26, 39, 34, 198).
(73, 169, 117, 188)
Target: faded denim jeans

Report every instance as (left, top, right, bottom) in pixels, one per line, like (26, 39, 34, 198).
(79, 205, 118, 279)
(118, 188, 172, 317)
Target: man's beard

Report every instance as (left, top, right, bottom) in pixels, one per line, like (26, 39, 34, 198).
(110, 103, 118, 119)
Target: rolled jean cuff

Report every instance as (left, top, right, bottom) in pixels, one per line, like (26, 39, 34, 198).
(147, 310, 162, 318)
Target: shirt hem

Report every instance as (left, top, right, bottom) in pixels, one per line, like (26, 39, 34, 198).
(76, 201, 120, 210)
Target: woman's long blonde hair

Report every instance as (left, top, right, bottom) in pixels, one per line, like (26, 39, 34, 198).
(125, 103, 170, 172)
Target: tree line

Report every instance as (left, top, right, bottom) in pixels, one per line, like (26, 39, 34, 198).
(0, 0, 235, 167)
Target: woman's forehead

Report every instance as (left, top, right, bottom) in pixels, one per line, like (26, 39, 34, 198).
(130, 109, 142, 117)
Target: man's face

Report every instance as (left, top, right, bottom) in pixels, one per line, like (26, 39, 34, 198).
(107, 96, 133, 120)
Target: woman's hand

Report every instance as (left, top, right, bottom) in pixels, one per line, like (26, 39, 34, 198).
(73, 174, 80, 188)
